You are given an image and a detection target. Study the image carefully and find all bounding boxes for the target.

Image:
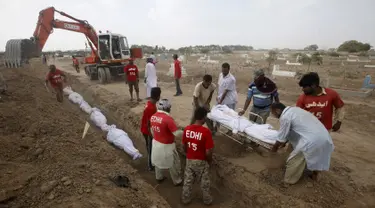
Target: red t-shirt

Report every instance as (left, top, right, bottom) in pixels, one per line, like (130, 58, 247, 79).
(73, 58, 79, 65)
(182, 125, 214, 161)
(140, 101, 157, 135)
(150, 112, 178, 144)
(46, 69, 64, 88)
(124, 64, 139, 82)
(174, 60, 182, 79)
(296, 88, 344, 130)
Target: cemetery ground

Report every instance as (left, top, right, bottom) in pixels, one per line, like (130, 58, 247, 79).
(0, 53, 375, 207)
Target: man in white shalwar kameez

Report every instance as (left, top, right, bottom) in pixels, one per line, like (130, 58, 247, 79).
(268, 102, 334, 184)
(144, 58, 157, 99)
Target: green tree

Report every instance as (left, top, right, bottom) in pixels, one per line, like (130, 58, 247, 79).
(338, 40, 372, 53)
(200, 48, 210, 54)
(222, 46, 232, 54)
(304, 44, 319, 51)
(311, 52, 323, 65)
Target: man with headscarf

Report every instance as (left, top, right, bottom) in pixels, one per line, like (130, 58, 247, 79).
(267, 102, 334, 185)
(144, 57, 157, 99)
(150, 99, 183, 185)
(238, 68, 279, 124)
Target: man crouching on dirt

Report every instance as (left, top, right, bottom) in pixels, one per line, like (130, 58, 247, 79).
(150, 99, 183, 186)
(181, 107, 214, 205)
(268, 102, 334, 185)
(45, 65, 67, 103)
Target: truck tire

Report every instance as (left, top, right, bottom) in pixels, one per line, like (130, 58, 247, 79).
(98, 67, 107, 84)
(104, 67, 111, 83)
(84, 66, 90, 76)
(90, 72, 98, 80)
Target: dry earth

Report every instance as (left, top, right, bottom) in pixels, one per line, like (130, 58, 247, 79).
(1, 53, 375, 208)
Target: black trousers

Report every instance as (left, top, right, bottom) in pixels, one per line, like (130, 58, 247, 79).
(143, 134, 153, 169)
(175, 79, 182, 94)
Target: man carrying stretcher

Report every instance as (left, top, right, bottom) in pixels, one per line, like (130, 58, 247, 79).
(191, 74, 216, 133)
(268, 102, 334, 185)
(239, 68, 279, 124)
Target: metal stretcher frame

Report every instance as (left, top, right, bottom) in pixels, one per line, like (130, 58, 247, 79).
(210, 111, 273, 150)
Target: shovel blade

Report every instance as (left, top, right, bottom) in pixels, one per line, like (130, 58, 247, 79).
(82, 121, 90, 139)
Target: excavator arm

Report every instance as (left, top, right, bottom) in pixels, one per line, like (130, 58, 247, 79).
(32, 7, 99, 59)
(4, 6, 142, 68)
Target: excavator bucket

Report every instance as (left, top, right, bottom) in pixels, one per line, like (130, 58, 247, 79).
(4, 39, 40, 68)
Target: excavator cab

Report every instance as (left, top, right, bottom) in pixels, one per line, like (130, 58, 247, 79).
(98, 32, 131, 62)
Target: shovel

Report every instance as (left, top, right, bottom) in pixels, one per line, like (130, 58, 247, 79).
(82, 121, 90, 139)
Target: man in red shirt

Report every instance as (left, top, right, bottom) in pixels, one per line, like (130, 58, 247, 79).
(173, 54, 183, 96)
(45, 65, 67, 103)
(150, 99, 183, 185)
(181, 107, 214, 205)
(296, 72, 345, 131)
(124, 58, 141, 101)
(140, 87, 161, 171)
(72, 56, 80, 73)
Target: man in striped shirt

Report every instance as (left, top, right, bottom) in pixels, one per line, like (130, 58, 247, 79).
(239, 69, 279, 124)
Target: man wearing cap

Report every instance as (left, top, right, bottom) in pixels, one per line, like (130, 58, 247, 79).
(150, 99, 183, 185)
(238, 68, 279, 124)
(145, 58, 158, 99)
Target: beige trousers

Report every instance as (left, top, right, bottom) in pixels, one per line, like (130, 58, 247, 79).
(284, 151, 306, 184)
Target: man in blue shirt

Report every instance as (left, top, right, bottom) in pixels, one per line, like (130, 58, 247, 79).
(238, 69, 279, 124)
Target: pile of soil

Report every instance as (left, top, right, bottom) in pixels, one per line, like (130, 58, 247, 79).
(0, 67, 170, 208)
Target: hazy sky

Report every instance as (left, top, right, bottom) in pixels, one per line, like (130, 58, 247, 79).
(0, 0, 374, 51)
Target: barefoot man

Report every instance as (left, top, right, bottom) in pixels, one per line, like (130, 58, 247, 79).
(45, 65, 67, 103)
(124, 58, 141, 101)
(268, 102, 334, 185)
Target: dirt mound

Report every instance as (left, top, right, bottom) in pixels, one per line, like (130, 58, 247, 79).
(3, 58, 375, 208)
(0, 68, 170, 208)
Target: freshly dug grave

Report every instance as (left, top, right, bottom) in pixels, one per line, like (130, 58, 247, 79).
(7, 59, 375, 208)
(0, 67, 170, 208)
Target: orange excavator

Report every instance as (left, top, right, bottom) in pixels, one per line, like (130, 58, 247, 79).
(4, 7, 143, 84)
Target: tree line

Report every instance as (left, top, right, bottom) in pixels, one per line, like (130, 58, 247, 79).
(130, 44, 254, 54)
(42, 40, 372, 55)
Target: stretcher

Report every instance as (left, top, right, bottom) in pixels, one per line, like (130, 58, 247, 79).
(207, 106, 275, 151)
